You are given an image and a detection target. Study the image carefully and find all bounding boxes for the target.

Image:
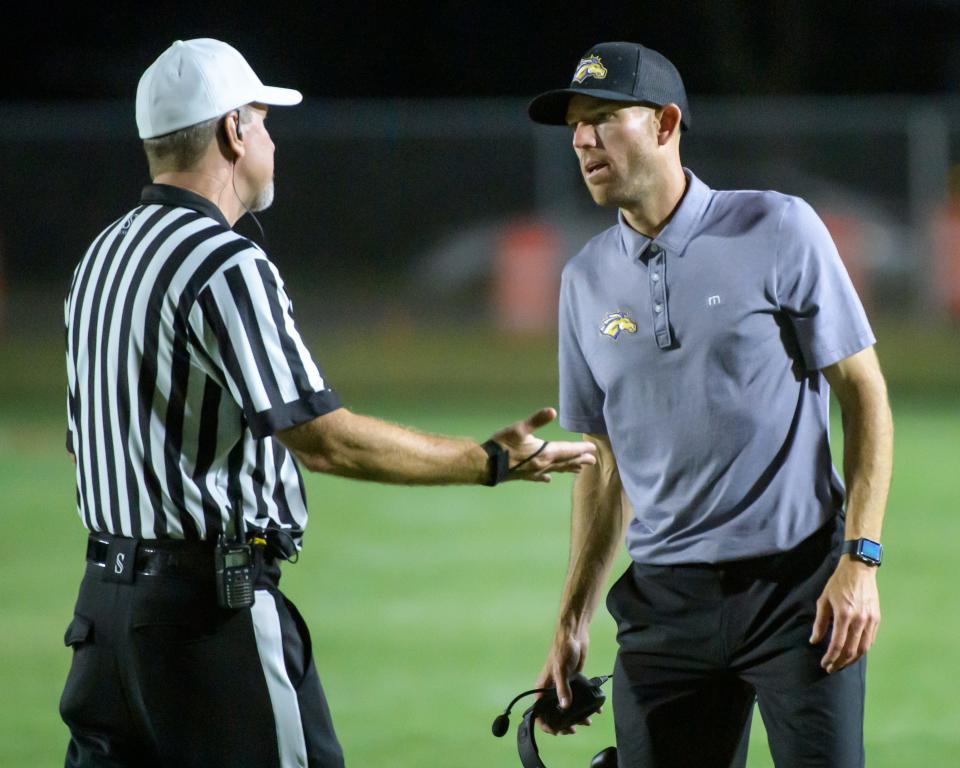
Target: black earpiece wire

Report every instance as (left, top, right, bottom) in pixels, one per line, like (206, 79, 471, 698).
(226, 111, 268, 246)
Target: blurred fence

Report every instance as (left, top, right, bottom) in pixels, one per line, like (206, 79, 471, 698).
(3, 96, 960, 336)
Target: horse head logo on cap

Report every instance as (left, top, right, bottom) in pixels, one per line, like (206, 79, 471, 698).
(573, 55, 608, 84)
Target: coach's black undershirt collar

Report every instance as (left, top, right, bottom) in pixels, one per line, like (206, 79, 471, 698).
(141, 184, 231, 229)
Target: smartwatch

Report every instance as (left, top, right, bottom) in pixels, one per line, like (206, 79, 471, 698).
(841, 538, 883, 566)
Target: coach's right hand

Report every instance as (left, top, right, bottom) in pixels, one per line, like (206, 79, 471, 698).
(534, 627, 596, 735)
(487, 407, 597, 482)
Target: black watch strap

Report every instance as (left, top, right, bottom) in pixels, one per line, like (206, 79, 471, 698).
(481, 440, 510, 487)
(841, 538, 883, 566)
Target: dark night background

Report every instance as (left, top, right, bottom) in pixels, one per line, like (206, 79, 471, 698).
(3, 10, 959, 768)
(6, 1, 960, 324)
(6, 1, 960, 101)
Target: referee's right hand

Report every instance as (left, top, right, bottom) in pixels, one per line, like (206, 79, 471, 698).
(487, 407, 597, 483)
(279, 405, 595, 486)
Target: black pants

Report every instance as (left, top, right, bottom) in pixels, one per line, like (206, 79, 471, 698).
(60, 534, 345, 768)
(606, 516, 866, 768)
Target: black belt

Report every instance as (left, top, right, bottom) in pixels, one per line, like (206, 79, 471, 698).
(86, 536, 214, 577)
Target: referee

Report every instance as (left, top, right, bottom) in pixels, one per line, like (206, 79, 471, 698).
(60, 38, 596, 768)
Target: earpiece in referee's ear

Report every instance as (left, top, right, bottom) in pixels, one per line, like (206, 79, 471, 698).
(221, 113, 242, 147)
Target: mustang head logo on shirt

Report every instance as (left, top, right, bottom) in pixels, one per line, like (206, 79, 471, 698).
(573, 55, 608, 84)
(600, 312, 638, 339)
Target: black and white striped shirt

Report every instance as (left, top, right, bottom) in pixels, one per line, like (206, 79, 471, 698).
(65, 184, 340, 541)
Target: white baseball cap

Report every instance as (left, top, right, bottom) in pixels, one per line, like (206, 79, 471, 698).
(136, 38, 302, 139)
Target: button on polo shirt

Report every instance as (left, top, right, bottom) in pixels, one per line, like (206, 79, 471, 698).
(558, 170, 875, 565)
(646, 244, 672, 348)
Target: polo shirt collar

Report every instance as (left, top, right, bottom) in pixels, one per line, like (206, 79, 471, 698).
(141, 183, 231, 229)
(618, 168, 712, 258)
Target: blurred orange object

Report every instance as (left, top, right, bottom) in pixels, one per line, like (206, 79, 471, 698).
(926, 164, 960, 319)
(930, 200, 960, 319)
(821, 211, 871, 314)
(492, 220, 561, 332)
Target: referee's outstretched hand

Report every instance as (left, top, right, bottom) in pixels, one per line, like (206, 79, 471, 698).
(488, 408, 597, 482)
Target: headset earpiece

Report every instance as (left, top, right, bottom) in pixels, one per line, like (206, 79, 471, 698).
(590, 747, 618, 767)
(223, 113, 242, 142)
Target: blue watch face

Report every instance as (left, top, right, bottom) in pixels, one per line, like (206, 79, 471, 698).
(859, 539, 882, 562)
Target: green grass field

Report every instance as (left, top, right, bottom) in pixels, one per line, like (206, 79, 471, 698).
(1, 323, 958, 767)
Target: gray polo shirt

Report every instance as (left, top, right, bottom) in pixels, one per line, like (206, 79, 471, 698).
(559, 169, 875, 564)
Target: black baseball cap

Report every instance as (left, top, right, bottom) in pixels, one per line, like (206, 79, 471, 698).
(528, 41, 690, 130)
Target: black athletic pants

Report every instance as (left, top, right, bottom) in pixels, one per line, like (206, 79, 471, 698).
(60, 534, 345, 768)
(606, 515, 866, 768)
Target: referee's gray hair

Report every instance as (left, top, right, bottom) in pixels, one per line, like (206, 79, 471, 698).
(143, 105, 256, 177)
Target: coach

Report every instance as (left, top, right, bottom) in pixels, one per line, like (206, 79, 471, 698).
(60, 38, 596, 768)
(528, 42, 893, 766)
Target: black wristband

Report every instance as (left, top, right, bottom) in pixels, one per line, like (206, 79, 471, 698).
(481, 439, 510, 487)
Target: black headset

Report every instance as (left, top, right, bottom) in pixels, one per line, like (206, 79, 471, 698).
(492, 673, 617, 768)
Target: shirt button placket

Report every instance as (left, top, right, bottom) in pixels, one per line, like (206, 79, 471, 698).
(647, 245, 673, 349)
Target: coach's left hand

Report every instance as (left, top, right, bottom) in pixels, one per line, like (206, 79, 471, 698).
(488, 408, 597, 482)
(810, 557, 881, 674)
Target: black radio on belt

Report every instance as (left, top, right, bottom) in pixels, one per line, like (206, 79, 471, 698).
(215, 499, 255, 610)
(215, 535, 254, 609)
